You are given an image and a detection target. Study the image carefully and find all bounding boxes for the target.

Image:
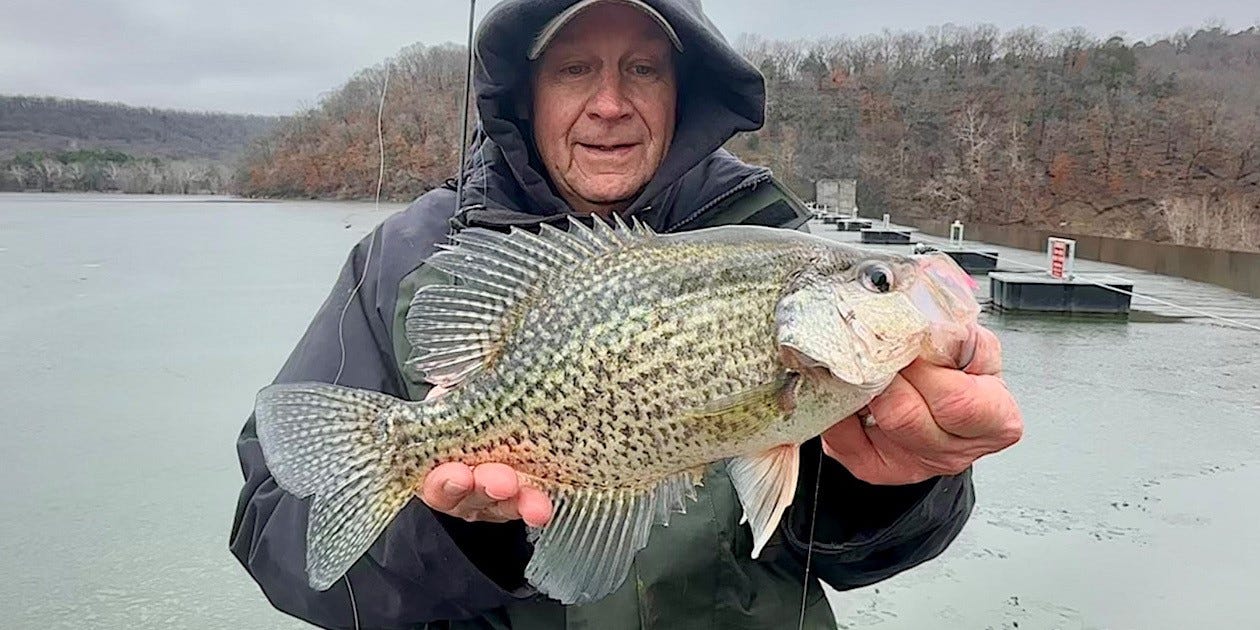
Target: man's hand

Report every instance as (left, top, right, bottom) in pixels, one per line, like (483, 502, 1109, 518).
(418, 462, 554, 527)
(822, 325, 1023, 485)
(417, 384, 553, 527)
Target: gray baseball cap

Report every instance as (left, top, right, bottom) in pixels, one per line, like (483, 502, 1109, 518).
(527, 0, 685, 60)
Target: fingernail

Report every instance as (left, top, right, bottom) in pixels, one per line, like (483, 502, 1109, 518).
(443, 480, 470, 496)
(484, 485, 512, 501)
(956, 328, 978, 370)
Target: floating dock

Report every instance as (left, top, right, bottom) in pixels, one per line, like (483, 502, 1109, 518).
(990, 272, 1134, 315)
(923, 246, 999, 274)
(839, 218, 875, 232)
(860, 228, 913, 244)
(911, 222, 1000, 273)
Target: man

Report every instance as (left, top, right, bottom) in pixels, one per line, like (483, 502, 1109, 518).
(229, 1, 1023, 628)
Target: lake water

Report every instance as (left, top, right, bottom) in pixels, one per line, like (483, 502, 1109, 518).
(1, 192, 1258, 629)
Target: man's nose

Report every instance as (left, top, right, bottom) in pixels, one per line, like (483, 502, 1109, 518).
(586, 68, 633, 120)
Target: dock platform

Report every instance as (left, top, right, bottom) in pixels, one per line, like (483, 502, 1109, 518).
(860, 228, 913, 244)
(921, 246, 999, 274)
(839, 218, 875, 232)
(990, 272, 1134, 315)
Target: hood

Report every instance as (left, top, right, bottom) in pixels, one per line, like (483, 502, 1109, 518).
(453, 0, 768, 231)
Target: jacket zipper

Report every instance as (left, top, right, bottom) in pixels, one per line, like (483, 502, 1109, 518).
(668, 170, 772, 232)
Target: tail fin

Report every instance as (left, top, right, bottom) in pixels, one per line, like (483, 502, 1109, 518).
(254, 382, 414, 591)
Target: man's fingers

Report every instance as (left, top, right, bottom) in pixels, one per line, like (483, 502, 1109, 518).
(867, 372, 952, 449)
(898, 360, 1020, 441)
(964, 326, 1003, 375)
(926, 324, 1002, 374)
(418, 462, 553, 525)
(516, 486, 554, 527)
(821, 413, 901, 484)
(823, 413, 944, 485)
(457, 463, 519, 511)
(465, 487, 552, 525)
(420, 462, 475, 512)
(820, 413, 874, 463)
(942, 374, 1023, 444)
(420, 462, 521, 514)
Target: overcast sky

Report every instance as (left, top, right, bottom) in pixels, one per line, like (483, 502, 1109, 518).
(3, 0, 1257, 115)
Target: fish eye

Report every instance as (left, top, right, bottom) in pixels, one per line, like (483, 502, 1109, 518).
(859, 262, 894, 293)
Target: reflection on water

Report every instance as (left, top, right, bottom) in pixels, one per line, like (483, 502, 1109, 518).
(1, 193, 1258, 629)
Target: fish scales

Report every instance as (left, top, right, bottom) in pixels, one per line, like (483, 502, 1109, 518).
(402, 238, 810, 490)
(252, 215, 980, 605)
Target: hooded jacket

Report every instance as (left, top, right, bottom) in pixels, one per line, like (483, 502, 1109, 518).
(229, 1, 974, 628)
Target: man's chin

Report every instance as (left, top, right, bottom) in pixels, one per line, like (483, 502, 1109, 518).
(573, 183, 644, 208)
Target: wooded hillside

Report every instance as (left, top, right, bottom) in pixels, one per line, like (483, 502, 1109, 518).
(237, 43, 467, 201)
(730, 25, 1260, 250)
(0, 96, 278, 193)
(235, 26, 1260, 251)
(0, 95, 278, 160)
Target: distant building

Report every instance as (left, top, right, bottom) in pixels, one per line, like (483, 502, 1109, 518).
(815, 178, 857, 214)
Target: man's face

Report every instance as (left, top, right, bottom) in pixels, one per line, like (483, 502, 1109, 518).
(530, 4, 677, 215)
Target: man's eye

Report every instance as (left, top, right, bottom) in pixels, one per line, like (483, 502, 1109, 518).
(630, 64, 656, 77)
(561, 64, 590, 76)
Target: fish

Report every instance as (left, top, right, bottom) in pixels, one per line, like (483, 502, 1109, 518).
(253, 215, 980, 605)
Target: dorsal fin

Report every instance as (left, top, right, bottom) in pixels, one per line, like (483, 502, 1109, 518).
(404, 215, 656, 389)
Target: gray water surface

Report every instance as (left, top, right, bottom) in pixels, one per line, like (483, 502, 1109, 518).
(0, 193, 392, 629)
(1, 193, 1257, 629)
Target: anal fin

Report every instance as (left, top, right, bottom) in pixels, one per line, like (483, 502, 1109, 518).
(523, 468, 705, 605)
(728, 444, 800, 558)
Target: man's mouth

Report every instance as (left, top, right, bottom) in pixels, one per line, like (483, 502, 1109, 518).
(577, 142, 638, 157)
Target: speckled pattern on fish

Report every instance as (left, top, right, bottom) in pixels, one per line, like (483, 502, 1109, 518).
(252, 215, 979, 606)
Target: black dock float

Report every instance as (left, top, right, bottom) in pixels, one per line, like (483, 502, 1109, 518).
(860, 228, 913, 244)
(840, 218, 875, 232)
(943, 248, 999, 274)
(990, 272, 1133, 315)
(913, 243, 999, 274)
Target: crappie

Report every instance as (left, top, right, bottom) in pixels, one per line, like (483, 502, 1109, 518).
(254, 215, 979, 605)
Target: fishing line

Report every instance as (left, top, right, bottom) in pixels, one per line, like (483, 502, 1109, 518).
(472, 118, 489, 219)
(346, 575, 361, 630)
(333, 52, 390, 630)
(903, 229, 1260, 333)
(331, 2, 476, 625)
(798, 445, 824, 630)
(333, 61, 391, 387)
(454, 0, 478, 216)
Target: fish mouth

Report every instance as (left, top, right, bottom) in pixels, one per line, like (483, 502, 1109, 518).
(909, 253, 981, 365)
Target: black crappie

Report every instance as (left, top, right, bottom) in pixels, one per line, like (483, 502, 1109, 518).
(254, 215, 979, 605)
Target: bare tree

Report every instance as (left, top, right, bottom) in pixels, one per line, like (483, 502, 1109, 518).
(7, 165, 27, 190)
(953, 103, 994, 197)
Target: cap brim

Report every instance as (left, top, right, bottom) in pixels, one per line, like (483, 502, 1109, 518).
(527, 0, 684, 60)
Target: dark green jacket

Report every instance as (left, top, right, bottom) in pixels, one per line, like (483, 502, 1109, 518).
(229, 1, 974, 628)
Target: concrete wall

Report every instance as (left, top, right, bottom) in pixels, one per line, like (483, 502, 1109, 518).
(907, 218, 1260, 298)
(815, 179, 856, 211)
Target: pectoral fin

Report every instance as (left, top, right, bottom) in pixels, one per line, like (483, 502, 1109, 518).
(728, 444, 800, 558)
